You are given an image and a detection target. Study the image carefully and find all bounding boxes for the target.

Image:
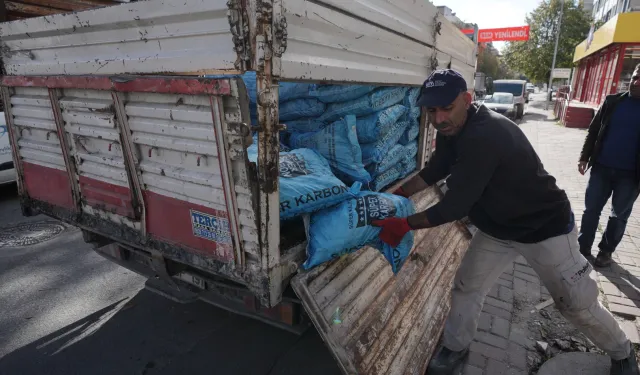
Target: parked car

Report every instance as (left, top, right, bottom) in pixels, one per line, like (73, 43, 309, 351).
(0, 112, 16, 185)
(483, 92, 518, 121)
(526, 83, 535, 94)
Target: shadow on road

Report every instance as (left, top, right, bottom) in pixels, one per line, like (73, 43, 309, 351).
(0, 289, 340, 375)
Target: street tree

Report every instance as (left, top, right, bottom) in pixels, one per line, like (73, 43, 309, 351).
(477, 44, 499, 78)
(502, 0, 592, 83)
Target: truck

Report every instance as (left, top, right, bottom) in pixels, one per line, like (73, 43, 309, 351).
(493, 79, 528, 120)
(474, 72, 487, 98)
(0, 1, 475, 373)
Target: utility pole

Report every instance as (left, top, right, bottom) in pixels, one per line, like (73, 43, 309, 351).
(546, 0, 565, 110)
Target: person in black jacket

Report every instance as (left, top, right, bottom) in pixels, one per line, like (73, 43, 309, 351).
(372, 69, 638, 375)
(578, 64, 640, 267)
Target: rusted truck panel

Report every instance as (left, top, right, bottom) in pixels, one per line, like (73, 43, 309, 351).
(1, 75, 263, 291)
(292, 186, 471, 375)
(0, 0, 239, 76)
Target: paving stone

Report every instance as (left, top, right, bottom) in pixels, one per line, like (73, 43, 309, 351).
(514, 256, 527, 265)
(609, 303, 640, 318)
(485, 296, 512, 312)
(486, 358, 508, 375)
(513, 277, 528, 296)
(619, 320, 640, 344)
(514, 264, 537, 276)
(607, 295, 640, 307)
(488, 284, 499, 298)
(482, 303, 511, 320)
(470, 341, 507, 361)
(467, 350, 487, 368)
(498, 286, 514, 303)
(503, 263, 515, 275)
(506, 369, 528, 375)
(476, 331, 509, 349)
(514, 271, 540, 284)
(601, 282, 622, 297)
(496, 278, 513, 288)
(618, 285, 640, 300)
(617, 255, 637, 266)
(478, 311, 492, 331)
(499, 273, 514, 282)
(507, 342, 528, 370)
(526, 281, 541, 301)
(491, 316, 510, 339)
(509, 328, 535, 350)
(463, 364, 483, 375)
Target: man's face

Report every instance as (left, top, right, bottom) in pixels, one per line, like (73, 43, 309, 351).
(426, 92, 472, 136)
(630, 67, 640, 99)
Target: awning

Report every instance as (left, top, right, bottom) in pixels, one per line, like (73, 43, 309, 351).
(573, 12, 640, 63)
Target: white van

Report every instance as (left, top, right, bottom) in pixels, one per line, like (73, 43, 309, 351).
(493, 79, 528, 119)
(0, 112, 16, 184)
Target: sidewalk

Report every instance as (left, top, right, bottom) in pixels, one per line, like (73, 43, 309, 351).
(460, 102, 640, 375)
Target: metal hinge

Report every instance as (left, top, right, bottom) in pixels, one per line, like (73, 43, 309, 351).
(227, 0, 251, 70)
(273, 15, 288, 58)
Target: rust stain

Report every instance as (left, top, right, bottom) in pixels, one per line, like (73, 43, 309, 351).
(4, 0, 123, 21)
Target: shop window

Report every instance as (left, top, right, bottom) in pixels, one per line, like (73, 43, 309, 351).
(618, 45, 640, 93)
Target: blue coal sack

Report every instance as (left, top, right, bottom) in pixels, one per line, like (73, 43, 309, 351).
(319, 87, 408, 123)
(247, 143, 357, 219)
(303, 191, 415, 274)
(289, 115, 372, 184)
(356, 105, 407, 144)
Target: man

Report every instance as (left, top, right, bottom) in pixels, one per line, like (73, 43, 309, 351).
(578, 64, 640, 268)
(372, 69, 638, 375)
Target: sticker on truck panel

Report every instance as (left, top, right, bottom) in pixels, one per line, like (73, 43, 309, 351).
(190, 210, 232, 244)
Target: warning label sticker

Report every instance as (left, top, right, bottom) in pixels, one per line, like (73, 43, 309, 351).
(190, 210, 232, 244)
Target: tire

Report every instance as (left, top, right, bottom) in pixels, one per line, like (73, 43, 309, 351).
(516, 105, 524, 120)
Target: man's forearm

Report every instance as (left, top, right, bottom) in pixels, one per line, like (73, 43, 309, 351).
(407, 210, 433, 230)
(400, 174, 429, 196)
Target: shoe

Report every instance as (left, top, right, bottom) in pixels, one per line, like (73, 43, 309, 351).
(595, 251, 613, 268)
(610, 348, 640, 375)
(425, 346, 469, 374)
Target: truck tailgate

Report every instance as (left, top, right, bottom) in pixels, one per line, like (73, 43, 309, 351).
(291, 186, 471, 375)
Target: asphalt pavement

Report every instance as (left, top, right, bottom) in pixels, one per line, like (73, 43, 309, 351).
(0, 184, 340, 375)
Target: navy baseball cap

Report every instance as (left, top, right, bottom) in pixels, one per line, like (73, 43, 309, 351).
(416, 69, 468, 108)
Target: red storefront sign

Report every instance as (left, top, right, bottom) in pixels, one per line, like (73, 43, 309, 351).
(478, 26, 530, 43)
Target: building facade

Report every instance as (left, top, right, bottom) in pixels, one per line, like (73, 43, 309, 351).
(571, 12, 640, 106)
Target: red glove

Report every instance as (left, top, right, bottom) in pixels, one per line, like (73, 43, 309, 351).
(372, 217, 412, 248)
(394, 186, 410, 198)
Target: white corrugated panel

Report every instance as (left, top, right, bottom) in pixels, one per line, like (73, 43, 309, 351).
(126, 90, 259, 259)
(276, 0, 436, 85)
(60, 91, 129, 187)
(435, 16, 477, 69)
(435, 52, 476, 90)
(311, 0, 440, 46)
(0, 0, 236, 76)
(10, 88, 66, 171)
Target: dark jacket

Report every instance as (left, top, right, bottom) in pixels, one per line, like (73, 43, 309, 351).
(579, 92, 637, 175)
(420, 104, 571, 243)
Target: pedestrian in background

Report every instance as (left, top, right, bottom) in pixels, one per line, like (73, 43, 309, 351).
(578, 63, 640, 268)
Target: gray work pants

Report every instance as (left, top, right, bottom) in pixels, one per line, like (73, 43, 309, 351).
(442, 228, 631, 360)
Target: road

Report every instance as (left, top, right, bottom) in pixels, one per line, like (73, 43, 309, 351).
(0, 185, 340, 375)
